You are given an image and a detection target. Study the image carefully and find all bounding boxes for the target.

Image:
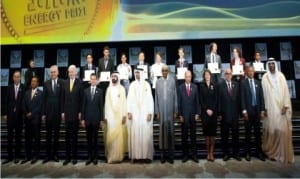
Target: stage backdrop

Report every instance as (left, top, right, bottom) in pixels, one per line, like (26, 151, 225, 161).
(1, 0, 300, 44)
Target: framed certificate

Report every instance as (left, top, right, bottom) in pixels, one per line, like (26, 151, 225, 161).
(99, 71, 111, 82)
(177, 67, 187, 80)
(253, 62, 265, 72)
(137, 65, 149, 79)
(232, 65, 244, 75)
(83, 70, 95, 81)
(208, 62, 220, 74)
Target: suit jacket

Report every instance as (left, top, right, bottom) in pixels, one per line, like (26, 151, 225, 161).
(177, 83, 201, 125)
(241, 78, 265, 116)
(4, 83, 25, 122)
(23, 88, 43, 123)
(175, 60, 189, 75)
(81, 64, 97, 79)
(230, 58, 246, 81)
(204, 53, 222, 71)
(98, 57, 115, 77)
(42, 78, 64, 120)
(81, 87, 104, 125)
(61, 78, 83, 120)
(199, 82, 218, 115)
(218, 80, 240, 123)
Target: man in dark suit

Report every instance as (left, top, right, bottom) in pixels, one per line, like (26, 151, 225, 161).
(81, 73, 104, 165)
(24, 59, 37, 90)
(98, 46, 115, 96)
(82, 54, 97, 89)
(42, 65, 64, 164)
(134, 51, 150, 82)
(218, 68, 241, 161)
(241, 65, 266, 161)
(61, 65, 83, 165)
(203, 42, 222, 84)
(21, 76, 43, 164)
(175, 47, 189, 86)
(2, 71, 25, 164)
(177, 70, 200, 163)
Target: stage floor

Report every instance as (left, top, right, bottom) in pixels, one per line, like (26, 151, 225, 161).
(1, 156, 300, 178)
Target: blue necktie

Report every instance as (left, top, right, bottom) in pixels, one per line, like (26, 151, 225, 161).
(249, 79, 256, 106)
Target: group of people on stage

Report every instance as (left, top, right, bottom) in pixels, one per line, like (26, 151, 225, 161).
(2, 44, 294, 166)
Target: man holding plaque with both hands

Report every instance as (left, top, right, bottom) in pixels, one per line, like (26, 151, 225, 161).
(204, 42, 222, 84)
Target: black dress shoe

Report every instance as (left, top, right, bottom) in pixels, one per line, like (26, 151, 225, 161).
(93, 159, 98, 165)
(245, 153, 251, 161)
(21, 158, 31, 164)
(86, 159, 92, 165)
(63, 159, 70, 166)
(167, 159, 174, 164)
(2, 159, 13, 164)
(258, 153, 266, 161)
(223, 155, 229, 161)
(43, 158, 50, 164)
(160, 158, 166, 164)
(192, 156, 199, 163)
(14, 158, 20, 164)
(182, 156, 189, 163)
(72, 160, 77, 165)
(53, 156, 59, 162)
(233, 154, 242, 161)
(31, 157, 38, 164)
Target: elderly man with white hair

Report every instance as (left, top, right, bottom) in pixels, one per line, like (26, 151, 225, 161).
(61, 65, 83, 165)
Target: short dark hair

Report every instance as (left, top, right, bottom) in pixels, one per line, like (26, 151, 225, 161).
(202, 69, 212, 81)
(103, 46, 110, 51)
(90, 73, 97, 78)
(13, 70, 21, 76)
(31, 76, 39, 83)
(86, 54, 93, 58)
(138, 51, 144, 56)
(209, 42, 217, 51)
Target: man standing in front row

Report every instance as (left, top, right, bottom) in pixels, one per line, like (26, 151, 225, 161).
(177, 70, 200, 163)
(127, 68, 154, 163)
(61, 65, 83, 165)
(218, 68, 241, 161)
(42, 65, 64, 164)
(241, 66, 266, 161)
(22, 76, 43, 164)
(104, 72, 128, 164)
(81, 73, 103, 165)
(155, 65, 177, 164)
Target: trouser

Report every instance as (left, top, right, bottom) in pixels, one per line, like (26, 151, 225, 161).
(25, 118, 41, 158)
(221, 120, 239, 155)
(45, 117, 61, 157)
(86, 122, 99, 160)
(7, 114, 23, 159)
(245, 106, 262, 154)
(65, 120, 79, 160)
(181, 122, 197, 156)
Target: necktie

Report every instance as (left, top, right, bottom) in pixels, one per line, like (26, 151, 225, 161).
(186, 85, 190, 96)
(70, 79, 74, 92)
(104, 60, 108, 69)
(213, 54, 216, 63)
(250, 79, 256, 106)
(91, 87, 95, 100)
(227, 82, 232, 96)
(31, 89, 35, 100)
(89, 65, 91, 70)
(15, 86, 18, 100)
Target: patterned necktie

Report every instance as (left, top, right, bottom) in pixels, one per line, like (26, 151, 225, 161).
(31, 89, 35, 100)
(70, 79, 74, 92)
(186, 84, 190, 96)
(250, 79, 256, 106)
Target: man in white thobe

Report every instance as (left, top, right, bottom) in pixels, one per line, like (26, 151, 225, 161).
(104, 71, 127, 163)
(261, 58, 294, 164)
(127, 68, 154, 163)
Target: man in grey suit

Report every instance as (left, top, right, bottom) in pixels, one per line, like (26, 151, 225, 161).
(154, 65, 178, 164)
(204, 42, 222, 84)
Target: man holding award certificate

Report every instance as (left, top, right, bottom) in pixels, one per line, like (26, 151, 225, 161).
(204, 42, 222, 84)
(251, 52, 266, 81)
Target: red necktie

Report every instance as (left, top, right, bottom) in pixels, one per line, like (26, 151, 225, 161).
(186, 85, 190, 96)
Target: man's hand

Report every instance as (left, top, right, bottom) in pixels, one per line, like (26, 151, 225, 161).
(173, 113, 177, 120)
(147, 114, 152, 122)
(81, 120, 85, 128)
(179, 116, 184, 123)
(217, 115, 222, 121)
(122, 116, 126, 124)
(42, 115, 46, 122)
(3, 115, 7, 121)
(243, 112, 248, 121)
(78, 112, 82, 120)
(26, 112, 32, 119)
(128, 113, 132, 120)
(195, 114, 200, 121)
(156, 114, 160, 121)
(260, 111, 265, 120)
(206, 109, 213, 117)
(281, 107, 288, 115)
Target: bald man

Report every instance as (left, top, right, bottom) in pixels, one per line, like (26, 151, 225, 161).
(218, 68, 241, 161)
(42, 65, 64, 164)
